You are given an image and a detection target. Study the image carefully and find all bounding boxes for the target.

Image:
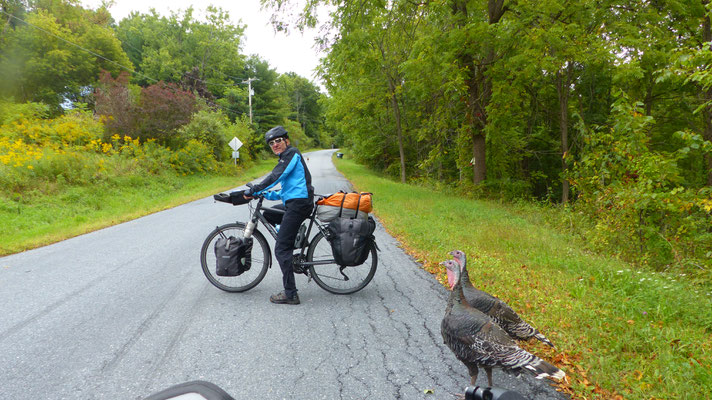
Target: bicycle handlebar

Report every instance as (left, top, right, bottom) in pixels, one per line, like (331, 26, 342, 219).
(212, 190, 265, 206)
(214, 191, 330, 206)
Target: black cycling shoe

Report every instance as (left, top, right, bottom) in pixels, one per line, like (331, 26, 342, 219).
(269, 291, 300, 305)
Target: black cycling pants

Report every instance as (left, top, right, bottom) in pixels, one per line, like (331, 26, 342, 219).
(275, 198, 313, 298)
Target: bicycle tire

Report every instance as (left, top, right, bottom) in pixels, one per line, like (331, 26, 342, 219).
(200, 222, 271, 292)
(306, 231, 378, 294)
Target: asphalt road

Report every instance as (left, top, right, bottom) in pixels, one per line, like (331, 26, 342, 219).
(0, 149, 567, 400)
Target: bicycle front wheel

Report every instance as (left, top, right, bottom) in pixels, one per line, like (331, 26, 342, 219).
(200, 223, 271, 292)
(306, 231, 378, 295)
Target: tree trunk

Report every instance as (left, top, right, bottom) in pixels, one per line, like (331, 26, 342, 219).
(556, 63, 573, 203)
(2, 13, 11, 37)
(472, 133, 486, 183)
(388, 77, 407, 183)
(454, 0, 504, 185)
(644, 74, 654, 116)
(703, 3, 712, 186)
(704, 89, 712, 186)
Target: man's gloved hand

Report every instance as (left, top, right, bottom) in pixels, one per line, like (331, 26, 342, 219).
(244, 182, 254, 196)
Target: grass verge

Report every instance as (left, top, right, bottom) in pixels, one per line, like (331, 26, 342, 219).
(334, 157, 712, 400)
(0, 159, 274, 256)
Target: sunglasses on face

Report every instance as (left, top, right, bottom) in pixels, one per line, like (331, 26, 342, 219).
(269, 137, 285, 147)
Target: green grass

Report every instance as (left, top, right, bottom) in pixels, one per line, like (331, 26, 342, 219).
(334, 157, 712, 400)
(0, 159, 274, 255)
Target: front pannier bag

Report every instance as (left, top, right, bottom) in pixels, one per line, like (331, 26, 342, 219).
(214, 236, 252, 276)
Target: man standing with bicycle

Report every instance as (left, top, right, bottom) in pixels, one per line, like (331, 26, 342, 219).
(243, 126, 314, 305)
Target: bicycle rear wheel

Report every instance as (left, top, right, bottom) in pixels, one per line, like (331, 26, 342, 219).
(200, 223, 271, 292)
(306, 231, 377, 294)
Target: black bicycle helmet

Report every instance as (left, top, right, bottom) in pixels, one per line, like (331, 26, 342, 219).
(265, 125, 288, 144)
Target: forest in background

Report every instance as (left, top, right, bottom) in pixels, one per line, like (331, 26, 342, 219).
(265, 0, 712, 276)
(0, 0, 329, 198)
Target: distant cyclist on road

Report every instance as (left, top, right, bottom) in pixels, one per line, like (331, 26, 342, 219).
(243, 126, 314, 305)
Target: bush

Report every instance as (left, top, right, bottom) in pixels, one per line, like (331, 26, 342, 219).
(568, 92, 712, 271)
(134, 82, 196, 147)
(178, 110, 254, 162)
(0, 100, 50, 125)
(0, 108, 106, 191)
(169, 139, 218, 175)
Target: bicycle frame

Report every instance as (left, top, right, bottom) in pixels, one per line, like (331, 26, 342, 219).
(245, 196, 334, 268)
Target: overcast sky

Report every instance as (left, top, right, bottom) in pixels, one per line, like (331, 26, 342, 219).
(80, 0, 325, 87)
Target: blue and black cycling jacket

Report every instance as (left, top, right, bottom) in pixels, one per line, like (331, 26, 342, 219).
(249, 146, 314, 204)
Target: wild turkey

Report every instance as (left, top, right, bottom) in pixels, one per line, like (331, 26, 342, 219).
(450, 250, 554, 347)
(441, 259, 565, 387)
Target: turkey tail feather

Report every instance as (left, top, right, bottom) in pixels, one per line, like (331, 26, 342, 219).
(535, 332, 555, 348)
(524, 358, 566, 381)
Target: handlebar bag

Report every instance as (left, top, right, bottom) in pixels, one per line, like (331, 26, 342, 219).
(326, 216, 376, 266)
(214, 236, 252, 276)
(228, 190, 251, 205)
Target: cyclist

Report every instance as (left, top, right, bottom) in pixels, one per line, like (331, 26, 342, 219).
(243, 126, 314, 305)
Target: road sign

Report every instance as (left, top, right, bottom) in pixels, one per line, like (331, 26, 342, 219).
(228, 137, 243, 151)
(232, 151, 240, 159)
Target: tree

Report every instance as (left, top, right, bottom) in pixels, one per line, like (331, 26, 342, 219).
(246, 55, 289, 130)
(133, 81, 196, 147)
(0, 1, 131, 111)
(276, 0, 425, 182)
(1, 0, 28, 39)
(115, 6, 246, 98)
(275, 72, 325, 146)
(94, 70, 137, 139)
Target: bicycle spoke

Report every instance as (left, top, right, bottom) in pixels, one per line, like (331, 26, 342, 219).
(306, 231, 378, 294)
(200, 223, 271, 292)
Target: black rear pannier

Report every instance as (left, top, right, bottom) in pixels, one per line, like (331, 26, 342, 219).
(327, 216, 376, 266)
(214, 236, 252, 276)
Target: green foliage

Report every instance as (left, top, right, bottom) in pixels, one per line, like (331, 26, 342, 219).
(178, 109, 254, 161)
(0, 2, 132, 111)
(246, 55, 289, 130)
(281, 118, 311, 149)
(0, 99, 49, 124)
(0, 107, 105, 190)
(275, 72, 328, 147)
(168, 139, 219, 175)
(569, 92, 712, 271)
(115, 6, 246, 94)
(0, 101, 236, 196)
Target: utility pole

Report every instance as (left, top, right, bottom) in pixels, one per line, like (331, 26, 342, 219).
(241, 77, 259, 124)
